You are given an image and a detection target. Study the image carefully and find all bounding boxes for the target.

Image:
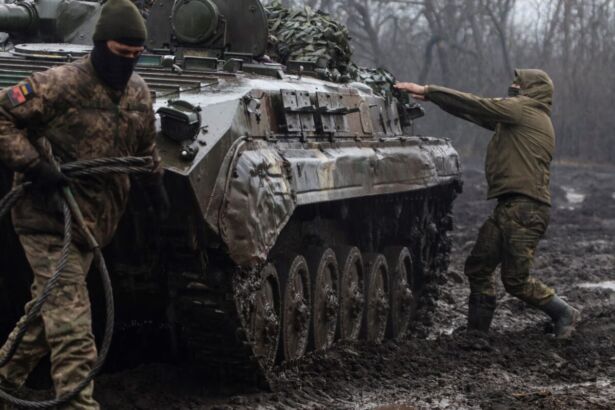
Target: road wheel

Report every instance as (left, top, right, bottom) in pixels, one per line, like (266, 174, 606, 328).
(307, 248, 339, 351)
(384, 247, 415, 339)
(420, 197, 438, 276)
(247, 264, 281, 370)
(363, 254, 389, 344)
(277, 255, 311, 362)
(335, 247, 364, 341)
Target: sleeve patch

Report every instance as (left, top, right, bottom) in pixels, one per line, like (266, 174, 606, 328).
(7, 82, 34, 107)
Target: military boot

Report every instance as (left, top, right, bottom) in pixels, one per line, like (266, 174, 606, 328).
(467, 293, 496, 333)
(539, 295, 581, 339)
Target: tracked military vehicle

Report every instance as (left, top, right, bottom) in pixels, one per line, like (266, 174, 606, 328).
(0, 0, 461, 383)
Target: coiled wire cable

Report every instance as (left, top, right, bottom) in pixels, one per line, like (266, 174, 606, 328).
(0, 156, 155, 408)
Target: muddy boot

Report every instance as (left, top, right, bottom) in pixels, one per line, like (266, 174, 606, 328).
(540, 296, 581, 339)
(467, 293, 496, 333)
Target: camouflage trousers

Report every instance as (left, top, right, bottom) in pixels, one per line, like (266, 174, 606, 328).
(0, 234, 99, 410)
(464, 195, 555, 307)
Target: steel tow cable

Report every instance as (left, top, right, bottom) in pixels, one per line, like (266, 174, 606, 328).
(0, 156, 155, 408)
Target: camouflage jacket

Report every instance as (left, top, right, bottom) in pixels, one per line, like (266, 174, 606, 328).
(0, 57, 162, 247)
(426, 69, 555, 206)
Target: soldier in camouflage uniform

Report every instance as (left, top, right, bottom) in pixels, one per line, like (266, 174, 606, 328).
(0, 0, 168, 408)
(395, 70, 581, 339)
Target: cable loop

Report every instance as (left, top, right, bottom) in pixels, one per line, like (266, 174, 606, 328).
(0, 156, 155, 408)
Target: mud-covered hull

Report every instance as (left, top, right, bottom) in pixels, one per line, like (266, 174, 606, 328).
(204, 137, 459, 267)
(0, 42, 462, 384)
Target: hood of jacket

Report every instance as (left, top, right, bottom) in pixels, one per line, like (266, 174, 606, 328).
(514, 68, 554, 112)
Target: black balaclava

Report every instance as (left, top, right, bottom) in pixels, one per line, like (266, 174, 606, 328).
(91, 0, 147, 91)
(91, 39, 141, 91)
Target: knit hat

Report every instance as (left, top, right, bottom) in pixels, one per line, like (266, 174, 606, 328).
(93, 0, 148, 43)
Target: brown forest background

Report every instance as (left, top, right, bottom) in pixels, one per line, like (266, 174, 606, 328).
(268, 0, 615, 164)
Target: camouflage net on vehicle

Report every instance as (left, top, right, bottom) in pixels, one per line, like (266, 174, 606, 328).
(265, 1, 356, 82)
(264, 1, 411, 104)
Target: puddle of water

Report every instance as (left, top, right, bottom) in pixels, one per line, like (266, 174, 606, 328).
(612, 192, 615, 200)
(578, 281, 615, 291)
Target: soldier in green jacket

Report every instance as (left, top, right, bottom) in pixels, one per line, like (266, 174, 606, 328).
(395, 70, 580, 339)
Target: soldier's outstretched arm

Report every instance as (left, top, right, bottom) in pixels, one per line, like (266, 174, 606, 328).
(426, 92, 498, 131)
(395, 82, 523, 131)
(0, 70, 61, 172)
(424, 85, 523, 128)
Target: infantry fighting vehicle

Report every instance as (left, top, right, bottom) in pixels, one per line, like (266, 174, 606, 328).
(0, 0, 461, 383)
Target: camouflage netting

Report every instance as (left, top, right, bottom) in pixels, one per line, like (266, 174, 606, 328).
(265, 1, 357, 82)
(355, 67, 399, 96)
(264, 1, 410, 103)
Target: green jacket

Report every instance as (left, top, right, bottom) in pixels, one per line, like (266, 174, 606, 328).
(426, 69, 555, 205)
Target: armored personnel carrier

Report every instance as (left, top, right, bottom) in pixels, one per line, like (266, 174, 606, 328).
(0, 0, 462, 383)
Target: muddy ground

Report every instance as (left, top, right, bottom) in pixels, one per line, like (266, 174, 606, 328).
(24, 162, 615, 409)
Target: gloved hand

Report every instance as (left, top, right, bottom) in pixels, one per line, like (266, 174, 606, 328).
(24, 160, 70, 193)
(145, 178, 170, 221)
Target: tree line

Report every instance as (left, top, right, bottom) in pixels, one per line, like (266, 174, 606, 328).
(270, 0, 615, 164)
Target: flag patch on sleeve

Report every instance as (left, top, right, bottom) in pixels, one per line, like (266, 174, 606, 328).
(7, 82, 34, 107)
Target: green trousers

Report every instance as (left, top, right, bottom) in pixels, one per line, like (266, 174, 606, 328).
(0, 234, 99, 410)
(464, 196, 555, 306)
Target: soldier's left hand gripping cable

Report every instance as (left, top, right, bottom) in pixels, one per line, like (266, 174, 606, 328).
(0, 0, 168, 408)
